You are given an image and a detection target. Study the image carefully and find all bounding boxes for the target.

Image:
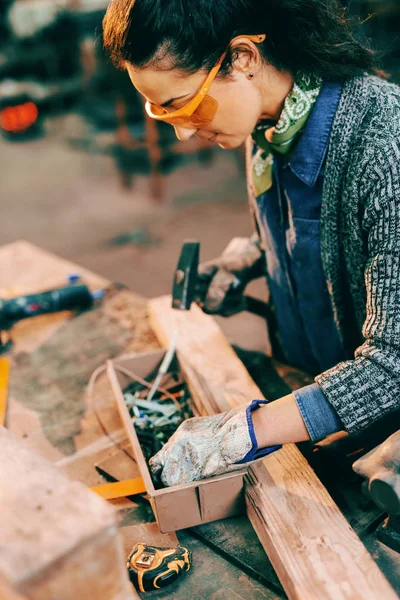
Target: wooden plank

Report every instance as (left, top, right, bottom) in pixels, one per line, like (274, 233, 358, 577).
(1, 242, 158, 482)
(6, 306, 135, 487)
(190, 516, 284, 594)
(149, 298, 258, 416)
(245, 449, 396, 600)
(95, 440, 138, 482)
(148, 295, 398, 600)
(0, 428, 137, 600)
(0, 241, 107, 292)
(1, 242, 158, 470)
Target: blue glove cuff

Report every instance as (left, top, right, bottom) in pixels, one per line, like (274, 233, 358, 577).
(236, 399, 281, 464)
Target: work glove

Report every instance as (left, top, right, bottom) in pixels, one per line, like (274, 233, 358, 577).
(195, 234, 266, 317)
(149, 400, 280, 487)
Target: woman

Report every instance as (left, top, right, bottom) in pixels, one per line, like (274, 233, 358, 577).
(103, 0, 400, 487)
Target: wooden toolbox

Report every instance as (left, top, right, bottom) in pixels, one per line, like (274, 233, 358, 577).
(107, 350, 246, 533)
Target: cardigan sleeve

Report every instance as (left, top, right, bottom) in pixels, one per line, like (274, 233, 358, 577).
(315, 140, 400, 433)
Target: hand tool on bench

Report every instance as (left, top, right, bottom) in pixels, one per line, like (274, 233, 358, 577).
(0, 278, 104, 352)
(0, 357, 10, 426)
(94, 473, 191, 592)
(172, 240, 270, 318)
(126, 542, 191, 592)
(91, 476, 147, 500)
(121, 524, 191, 593)
(94, 463, 147, 499)
(172, 240, 285, 360)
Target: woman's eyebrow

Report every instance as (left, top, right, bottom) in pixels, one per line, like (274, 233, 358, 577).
(160, 92, 191, 108)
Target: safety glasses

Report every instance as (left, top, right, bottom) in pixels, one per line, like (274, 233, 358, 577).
(144, 34, 266, 128)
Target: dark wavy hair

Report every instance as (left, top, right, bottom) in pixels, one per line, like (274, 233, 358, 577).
(103, 0, 380, 81)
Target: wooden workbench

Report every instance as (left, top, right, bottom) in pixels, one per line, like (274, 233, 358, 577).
(1, 241, 399, 599)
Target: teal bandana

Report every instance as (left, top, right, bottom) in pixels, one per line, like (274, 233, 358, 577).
(251, 73, 323, 197)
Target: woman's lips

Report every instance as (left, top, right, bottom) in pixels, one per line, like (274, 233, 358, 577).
(208, 132, 219, 142)
(195, 131, 223, 143)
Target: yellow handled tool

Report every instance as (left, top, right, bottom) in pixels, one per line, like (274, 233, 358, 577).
(0, 358, 11, 427)
(91, 477, 146, 500)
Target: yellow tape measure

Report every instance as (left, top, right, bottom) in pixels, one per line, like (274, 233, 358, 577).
(127, 543, 191, 592)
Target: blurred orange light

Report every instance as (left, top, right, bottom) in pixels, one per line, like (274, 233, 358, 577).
(0, 102, 39, 133)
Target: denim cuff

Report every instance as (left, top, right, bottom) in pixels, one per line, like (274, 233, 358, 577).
(236, 400, 281, 464)
(294, 383, 343, 442)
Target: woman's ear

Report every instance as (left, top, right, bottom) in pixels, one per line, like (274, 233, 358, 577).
(230, 39, 261, 79)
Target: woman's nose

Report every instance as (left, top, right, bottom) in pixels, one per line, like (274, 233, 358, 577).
(173, 126, 197, 141)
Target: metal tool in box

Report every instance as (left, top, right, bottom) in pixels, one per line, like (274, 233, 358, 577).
(122, 344, 193, 466)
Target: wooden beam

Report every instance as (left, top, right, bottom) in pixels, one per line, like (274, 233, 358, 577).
(0, 428, 138, 600)
(148, 295, 397, 600)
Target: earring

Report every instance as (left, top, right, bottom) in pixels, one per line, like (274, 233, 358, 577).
(248, 73, 254, 79)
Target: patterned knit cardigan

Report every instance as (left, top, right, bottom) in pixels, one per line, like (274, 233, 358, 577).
(246, 75, 400, 434)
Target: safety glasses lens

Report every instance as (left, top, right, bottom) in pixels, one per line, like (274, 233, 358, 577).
(146, 95, 218, 127)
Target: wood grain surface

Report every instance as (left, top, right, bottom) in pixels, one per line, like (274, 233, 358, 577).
(0, 241, 293, 600)
(148, 295, 398, 600)
(0, 241, 159, 487)
(3, 242, 396, 600)
(0, 428, 137, 600)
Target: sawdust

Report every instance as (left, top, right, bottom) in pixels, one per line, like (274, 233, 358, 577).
(10, 290, 159, 456)
(103, 289, 160, 354)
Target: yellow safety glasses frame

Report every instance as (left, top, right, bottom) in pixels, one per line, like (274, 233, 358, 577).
(144, 34, 266, 128)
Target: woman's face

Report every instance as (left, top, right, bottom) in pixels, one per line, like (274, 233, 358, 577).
(126, 44, 293, 150)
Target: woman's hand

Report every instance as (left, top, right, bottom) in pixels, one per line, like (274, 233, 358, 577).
(194, 235, 266, 317)
(194, 262, 248, 316)
(149, 394, 311, 487)
(149, 401, 279, 487)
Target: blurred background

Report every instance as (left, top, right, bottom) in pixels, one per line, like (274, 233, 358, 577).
(1, 0, 399, 350)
